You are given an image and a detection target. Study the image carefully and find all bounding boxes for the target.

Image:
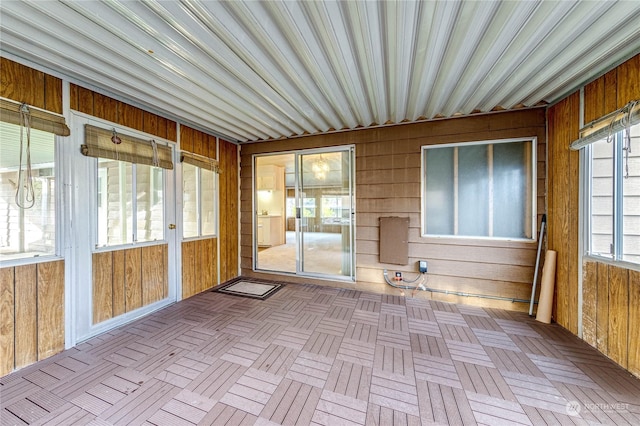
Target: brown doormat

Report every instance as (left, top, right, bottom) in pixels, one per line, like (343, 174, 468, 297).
(214, 279, 283, 300)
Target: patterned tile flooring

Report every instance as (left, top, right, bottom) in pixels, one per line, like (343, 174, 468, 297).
(2, 281, 639, 425)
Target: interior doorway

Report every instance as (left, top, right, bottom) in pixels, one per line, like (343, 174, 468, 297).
(254, 146, 355, 281)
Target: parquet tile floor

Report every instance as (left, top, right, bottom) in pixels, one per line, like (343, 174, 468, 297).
(2, 281, 639, 425)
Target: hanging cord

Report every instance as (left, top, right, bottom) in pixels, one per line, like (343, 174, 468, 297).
(150, 139, 159, 167)
(15, 103, 35, 209)
(621, 100, 638, 179)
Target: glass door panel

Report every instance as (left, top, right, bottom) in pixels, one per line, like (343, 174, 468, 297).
(298, 149, 354, 279)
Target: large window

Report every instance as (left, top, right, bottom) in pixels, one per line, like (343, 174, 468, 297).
(96, 159, 164, 247)
(587, 123, 640, 264)
(422, 139, 535, 239)
(183, 163, 217, 239)
(0, 122, 56, 260)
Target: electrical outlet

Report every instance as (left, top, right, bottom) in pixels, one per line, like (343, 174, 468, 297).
(394, 271, 403, 281)
(419, 260, 428, 273)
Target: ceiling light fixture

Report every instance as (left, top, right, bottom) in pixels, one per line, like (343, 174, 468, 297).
(312, 156, 329, 180)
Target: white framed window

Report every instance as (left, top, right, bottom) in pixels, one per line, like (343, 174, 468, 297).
(96, 159, 165, 246)
(421, 138, 536, 240)
(586, 122, 640, 264)
(182, 162, 217, 239)
(0, 122, 57, 261)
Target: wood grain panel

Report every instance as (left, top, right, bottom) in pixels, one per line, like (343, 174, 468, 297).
(77, 86, 94, 115)
(208, 135, 217, 159)
(584, 76, 605, 124)
(14, 264, 37, 368)
(0, 267, 15, 376)
(113, 250, 126, 317)
(37, 261, 64, 360)
(220, 139, 239, 283)
(616, 54, 640, 108)
(0, 57, 45, 109)
(166, 120, 177, 142)
(182, 241, 196, 299)
(629, 270, 640, 378)
(142, 245, 165, 306)
(181, 125, 193, 153)
(44, 74, 63, 114)
(156, 116, 168, 139)
(125, 248, 143, 311)
(607, 265, 628, 368)
(69, 83, 79, 111)
(143, 111, 158, 137)
(581, 261, 597, 347)
(93, 92, 118, 123)
(603, 69, 618, 116)
(596, 262, 609, 354)
(119, 103, 144, 131)
(93, 252, 113, 324)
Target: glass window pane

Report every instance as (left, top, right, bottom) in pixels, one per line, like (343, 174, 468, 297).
(201, 168, 216, 235)
(493, 141, 529, 238)
(0, 123, 56, 260)
(424, 147, 454, 235)
(97, 159, 132, 246)
(182, 163, 198, 238)
(458, 145, 489, 236)
(622, 123, 640, 263)
(590, 138, 614, 258)
(136, 164, 164, 242)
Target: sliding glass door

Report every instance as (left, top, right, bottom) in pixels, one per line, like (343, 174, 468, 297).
(255, 146, 355, 281)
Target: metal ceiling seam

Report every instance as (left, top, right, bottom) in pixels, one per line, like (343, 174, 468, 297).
(458, 0, 570, 113)
(217, 0, 336, 132)
(473, 1, 580, 110)
(425, 1, 499, 118)
(302, 1, 373, 126)
(393, 1, 421, 123)
(441, 1, 534, 116)
(522, 24, 640, 108)
(410, 1, 462, 120)
(265, 1, 357, 129)
(156, 0, 310, 135)
(404, 1, 438, 120)
(0, 30, 248, 142)
(48, 0, 271, 140)
(100, 0, 290, 139)
(499, 2, 640, 109)
(483, 0, 617, 110)
(343, 1, 386, 125)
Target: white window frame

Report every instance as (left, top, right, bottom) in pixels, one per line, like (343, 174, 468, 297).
(421, 137, 537, 241)
(0, 123, 63, 267)
(584, 125, 640, 267)
(182, 163, 218, 240)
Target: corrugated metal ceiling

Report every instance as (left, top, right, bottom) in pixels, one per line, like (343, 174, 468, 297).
(1, 0, 639, 143)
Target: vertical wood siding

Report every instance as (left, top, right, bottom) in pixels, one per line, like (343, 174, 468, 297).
(219, 139, 240, 283)
(182, 238, 218, 299)
(0, 57, 63, 114)
(69, 84, 177, 142)
(0, 260, 65, 377)
(549, 53, 640, 379)
(92, 245, 168, 325)
(240, 108, 547, 311)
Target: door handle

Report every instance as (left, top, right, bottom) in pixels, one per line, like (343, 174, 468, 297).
(168, 224, 176, 230)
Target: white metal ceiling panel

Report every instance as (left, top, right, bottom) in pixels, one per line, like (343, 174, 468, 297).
(1, 0, 639, 143)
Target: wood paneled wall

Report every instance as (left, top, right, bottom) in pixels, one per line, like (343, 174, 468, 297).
(240, 108, 546, 311)
(547, 53, 640, 378)
(180, 124, 217, 157)
(219, 139, 240, 283)
(92, 245, 168, 324)
(0, 260, 65, 377)
(182, 238, 218, 299)
(0, 57, 63, 114)
(70, 84, 177, 142)
(583, 263, 640, 378)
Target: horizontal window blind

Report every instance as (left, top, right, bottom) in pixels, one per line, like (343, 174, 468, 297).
(180, 151, 219, 173)
(82, 124, 173, 169)
(0, 98, 70, 136)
